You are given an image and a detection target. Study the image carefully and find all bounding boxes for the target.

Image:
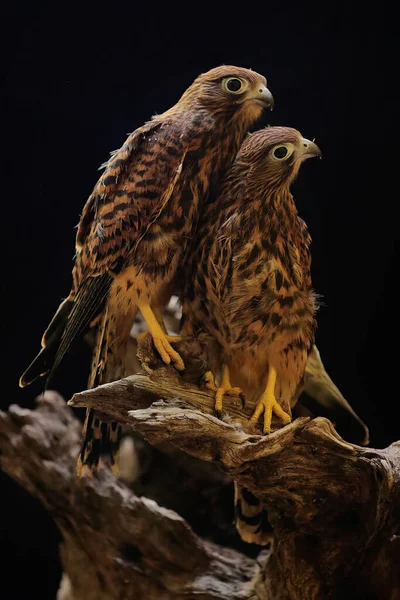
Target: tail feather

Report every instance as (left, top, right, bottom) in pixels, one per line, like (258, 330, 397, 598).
(19, 299, 74, 388)
(19, 272, 126, 478)
(234, 482, 273, 546)
(76, 306, 129, 477)
(51, 275, 111, 376)
(19, 345, 54, 388)
(20, 275, 111, 389)
(41, 298, 74, 347)
(303, 345, 369, 445)
(76, 409, 122, 476)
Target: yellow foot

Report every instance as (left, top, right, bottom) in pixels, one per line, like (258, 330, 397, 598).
(165, 335, 183, 343)
(203, 366, 245, 419)
(250, 366, 291, 434)
(138, 302, 185, 371)
(152, 334, 185, 371)
(250, 394, 291, 434)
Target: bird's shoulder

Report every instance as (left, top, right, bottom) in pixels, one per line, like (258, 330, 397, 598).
(72, 115, 206, 288)
(76, 112, 209, 250)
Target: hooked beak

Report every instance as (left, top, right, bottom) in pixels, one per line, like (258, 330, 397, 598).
(250, 84, 274, 111)
(299, 137, 322, 159)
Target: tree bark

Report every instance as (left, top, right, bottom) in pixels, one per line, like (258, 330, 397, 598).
(0, 393, 258, 600)
(1, 336, 399, 599)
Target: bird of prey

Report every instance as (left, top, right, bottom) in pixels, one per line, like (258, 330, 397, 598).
(19, 66, 273, 476)
(181, 126, 321, 543)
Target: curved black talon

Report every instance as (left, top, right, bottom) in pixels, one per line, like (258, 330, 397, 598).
(216, 408, 223, 420)
(239, 392, 246, 409)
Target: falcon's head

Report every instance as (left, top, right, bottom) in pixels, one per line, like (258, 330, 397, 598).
(179, 65, 274, 125)
(237, 126, 322, 188)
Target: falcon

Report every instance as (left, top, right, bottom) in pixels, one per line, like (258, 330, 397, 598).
(19, 66, 273, 476)
(182, 126, 320, 543)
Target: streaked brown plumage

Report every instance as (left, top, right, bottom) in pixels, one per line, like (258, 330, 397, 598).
(19, 66, 273, 475)
(182, 126, 321, 543)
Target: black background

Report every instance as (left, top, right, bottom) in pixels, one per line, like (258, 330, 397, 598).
(2, 2, 397, 598)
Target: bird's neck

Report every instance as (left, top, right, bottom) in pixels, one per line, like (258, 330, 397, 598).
(162, 101, 253, 149)
(237, 183, 298, 234)
(262, 188, 299, 237)
(210, 116, 250, 187)
(264, 186, 297, 216)
(185, 108, 253, 199)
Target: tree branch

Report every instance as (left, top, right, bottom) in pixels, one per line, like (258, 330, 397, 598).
(0, 393, 258, 600)
(1, 335, 398, 599)
(68, 337, 400, 599)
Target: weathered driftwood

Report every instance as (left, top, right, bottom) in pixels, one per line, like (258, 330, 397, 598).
(1, 333, 399, 599)
(0, 393, 258, 600)
(69, 336, 400, 599)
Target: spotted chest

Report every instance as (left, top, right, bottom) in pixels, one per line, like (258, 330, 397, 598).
(186, 196, 316, 352)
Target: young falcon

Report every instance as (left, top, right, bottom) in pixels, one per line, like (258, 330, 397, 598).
(182, 126, 321, 432)
(19, 65, 273, 476)
(182, 126, 320, 544)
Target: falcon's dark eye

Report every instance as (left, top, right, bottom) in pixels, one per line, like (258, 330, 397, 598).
(273, 146, 288, 159)
(226, 78, 242, 92)
(222, 77, 244, 94)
